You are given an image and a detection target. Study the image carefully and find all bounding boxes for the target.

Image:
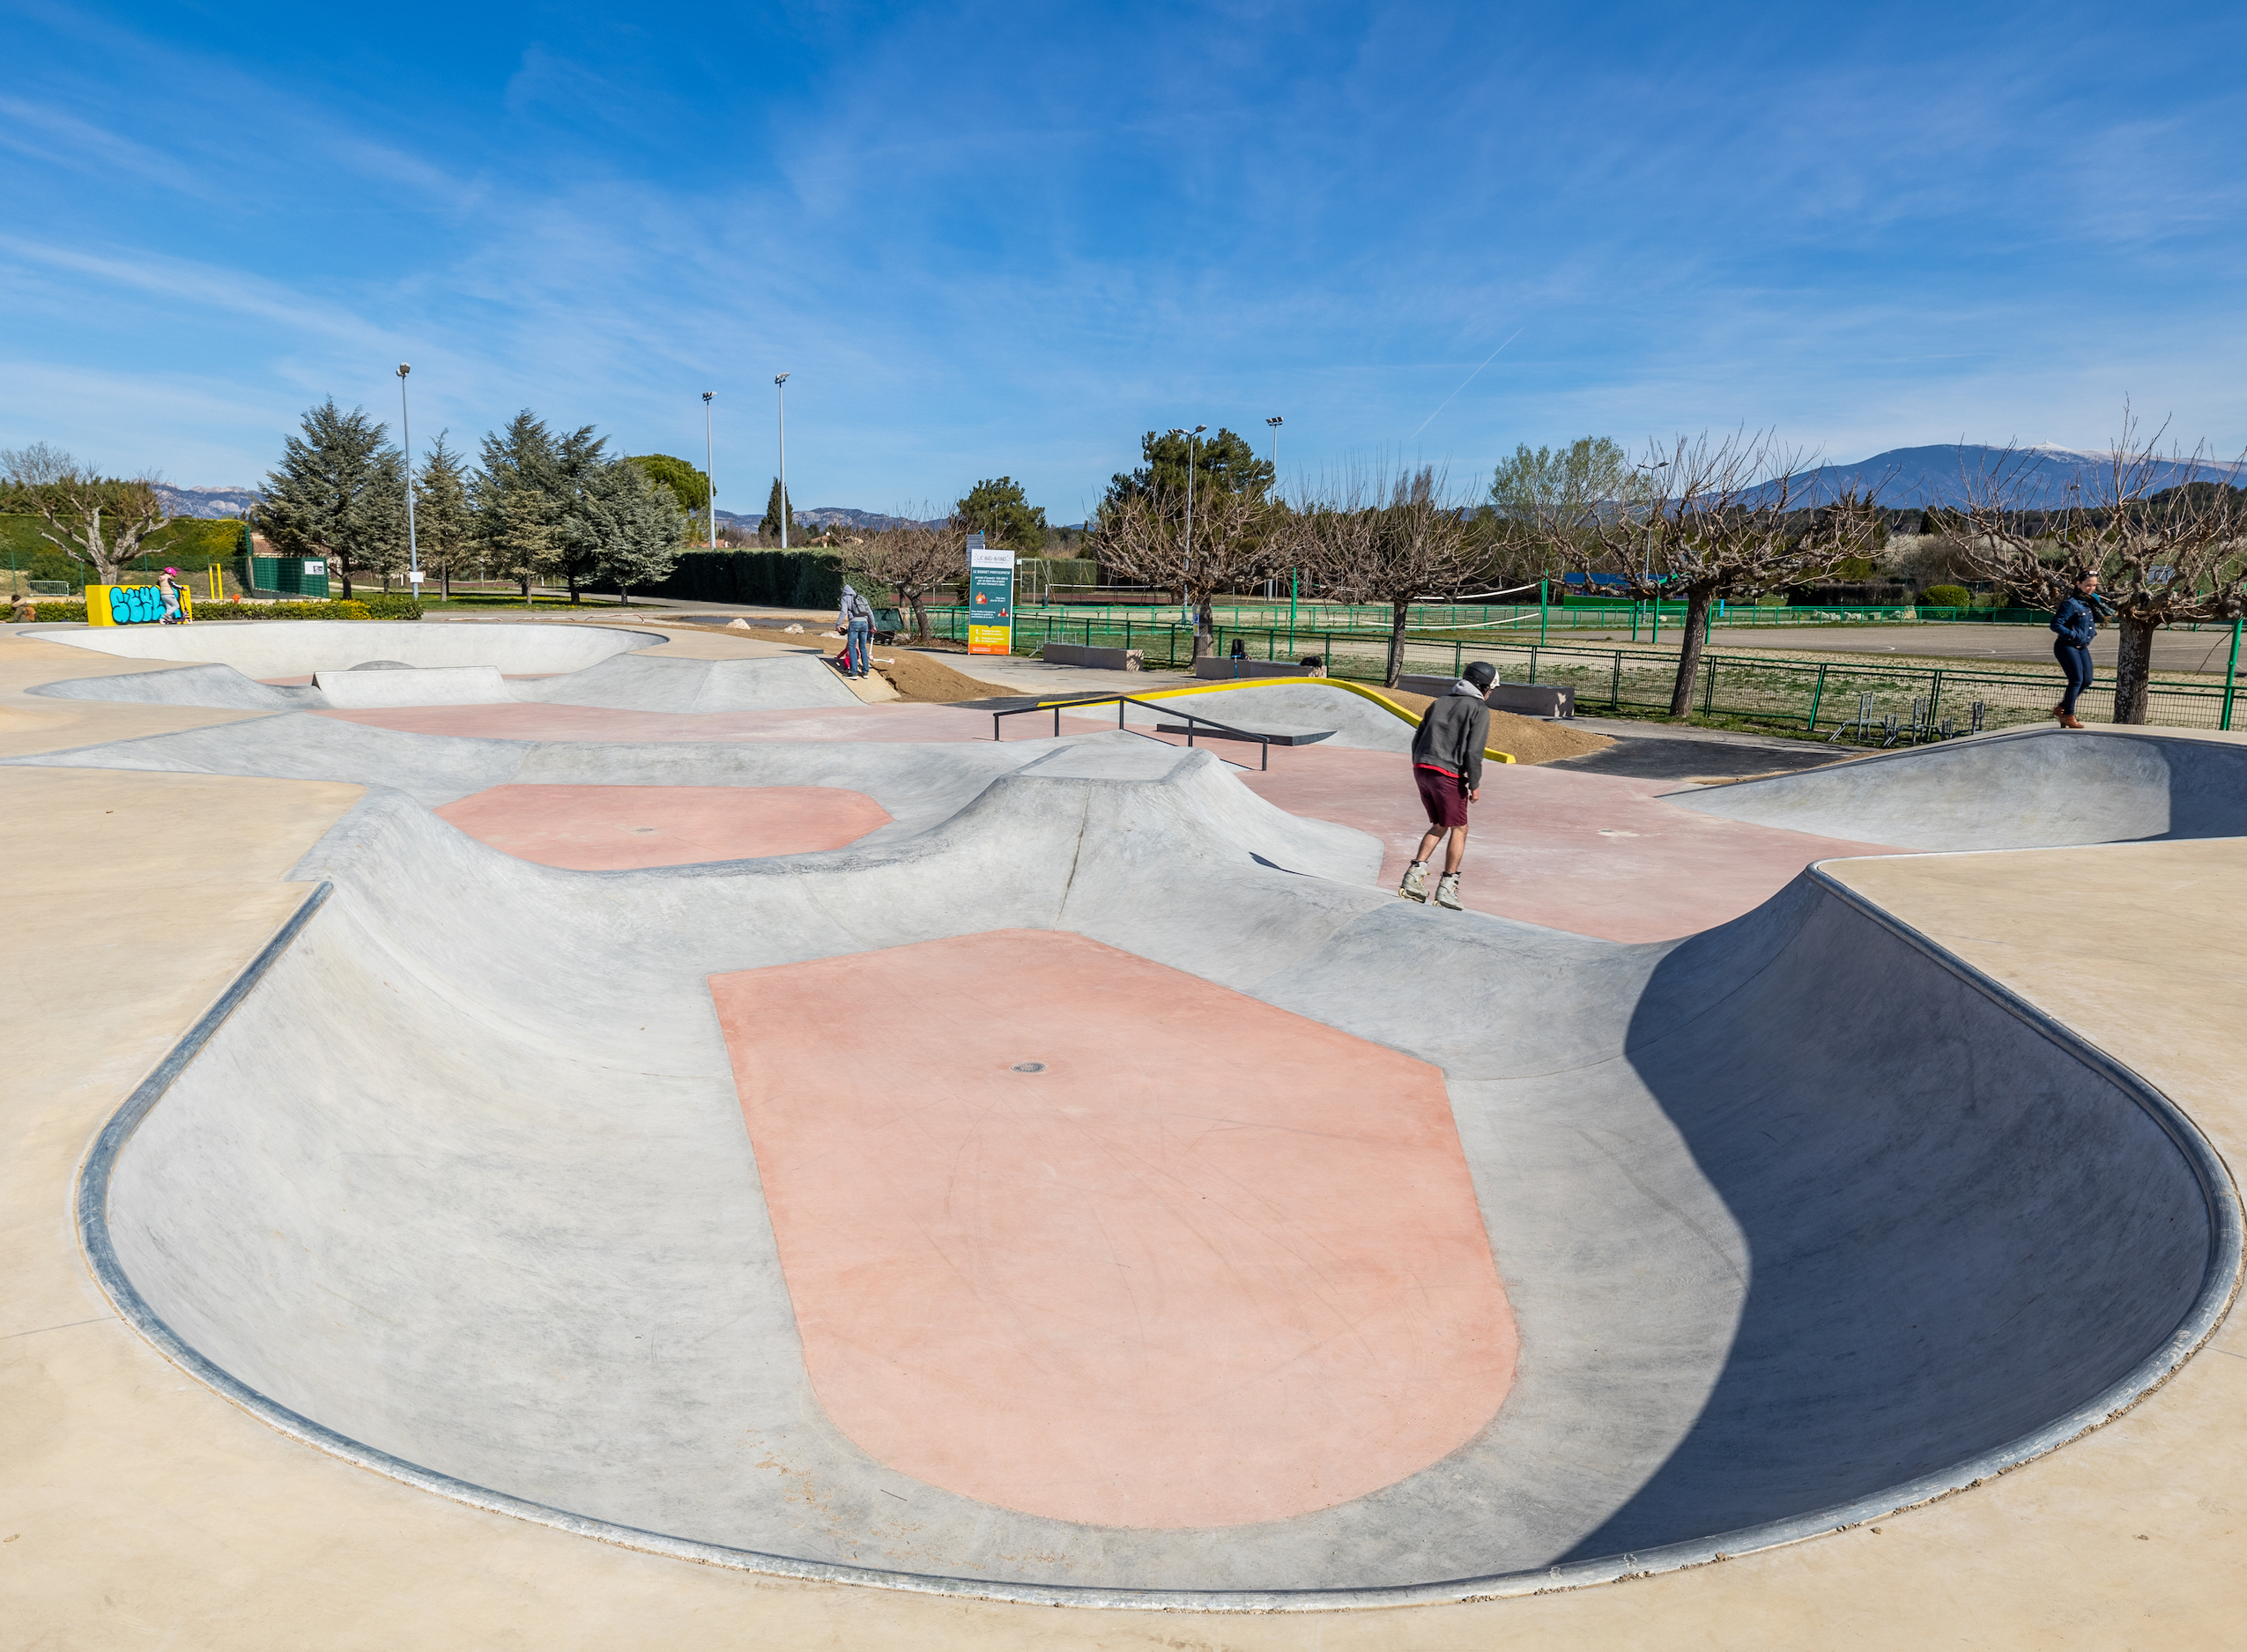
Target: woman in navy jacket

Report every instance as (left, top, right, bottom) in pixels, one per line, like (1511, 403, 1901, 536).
(2050, 570, 2109, 729)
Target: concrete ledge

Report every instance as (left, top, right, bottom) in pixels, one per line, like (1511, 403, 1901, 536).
(1190, 657, 1314, 681)
(1042, 641, 1143, 671)
(1398, 674, 1576, 718)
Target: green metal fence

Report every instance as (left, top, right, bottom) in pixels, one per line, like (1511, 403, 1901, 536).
(926, 608, 2243, 740)
(990, 599, 2088, 635)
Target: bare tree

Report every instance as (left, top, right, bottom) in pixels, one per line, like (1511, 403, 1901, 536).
(1549, 432, 1885, 716)
(1957, 418, 2247, 723)
(1094, 485, 1275, 662)
(842, 512, 968, 641)
(1289, 466, 1479, 687)
(0, 443, 171, 586)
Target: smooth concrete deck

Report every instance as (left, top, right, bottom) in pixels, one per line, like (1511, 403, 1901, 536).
(8, 620, 2247, 1645)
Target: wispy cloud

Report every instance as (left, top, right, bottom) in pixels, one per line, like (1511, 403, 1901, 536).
(1, 0, 2243, 500)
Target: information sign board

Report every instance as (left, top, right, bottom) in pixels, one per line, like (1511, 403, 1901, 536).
(966, 533, 1013, 656)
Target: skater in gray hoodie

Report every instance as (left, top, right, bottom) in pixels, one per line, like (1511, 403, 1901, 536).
(1399, 661, 1494, 910)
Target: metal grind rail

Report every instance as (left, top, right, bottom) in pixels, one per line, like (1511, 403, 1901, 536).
(990, 693, 1280, 770)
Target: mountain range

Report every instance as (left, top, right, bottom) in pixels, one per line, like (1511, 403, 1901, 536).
(154, 486, 922, 532)
(1756, 444, 2241, 510)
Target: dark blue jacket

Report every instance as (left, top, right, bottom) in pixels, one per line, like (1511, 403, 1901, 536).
(2050, 593, 2106, 648)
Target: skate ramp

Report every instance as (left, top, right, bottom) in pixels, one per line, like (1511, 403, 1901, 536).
(1, 709, 1084, 838)
(1672, 727, 2247, 850)
(1111, 679, 1415, 752)
(511, 651, 859, 711)
(82, 743, 2236, 1604)
(312, 665, 515, 708)
(37, 619, 659, 676)
(26, 642, 857, 715)
(28, 662, 325, 711)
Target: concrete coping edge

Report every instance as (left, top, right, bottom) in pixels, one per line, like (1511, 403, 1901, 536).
(72, 871, 2242, 1612)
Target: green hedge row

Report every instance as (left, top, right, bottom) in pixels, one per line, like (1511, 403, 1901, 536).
(18, 599, 385, 624)
(624, 549, 848, 609)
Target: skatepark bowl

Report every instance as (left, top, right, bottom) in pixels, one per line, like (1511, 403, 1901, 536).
(19, 622, 2242, 1611)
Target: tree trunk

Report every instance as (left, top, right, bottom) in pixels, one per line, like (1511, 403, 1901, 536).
(2112, 615, 2156, 724)
(567, 573, 581, 604)
(1385, 601, 1411, 687)
(1668, 587, 1716, 716)
(338, 559, 354, 599)
(618, 585, 633, 608)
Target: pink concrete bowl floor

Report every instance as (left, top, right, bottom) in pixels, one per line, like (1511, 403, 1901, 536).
(434, 783, 892, 869)
(712, 930, 1517, 1529)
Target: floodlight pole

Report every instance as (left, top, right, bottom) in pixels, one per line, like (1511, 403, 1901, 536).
(702, 391, 716, 549)
(396, 365, 419, 596)
(774, 374, 790, 550)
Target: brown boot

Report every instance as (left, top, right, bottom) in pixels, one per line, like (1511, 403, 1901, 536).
(2060, 713, 2085, 730)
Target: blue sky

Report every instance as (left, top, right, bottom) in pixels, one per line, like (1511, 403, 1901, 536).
(4, 2, 2244, 518)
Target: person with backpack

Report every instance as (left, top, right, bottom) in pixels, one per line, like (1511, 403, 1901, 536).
(836, 582, 874, 678)
(2050, 570, 2108, 729)
(1399, 661, 1495, 912)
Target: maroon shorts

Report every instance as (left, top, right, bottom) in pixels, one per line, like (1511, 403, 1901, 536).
(1414, 764, 1470, 828)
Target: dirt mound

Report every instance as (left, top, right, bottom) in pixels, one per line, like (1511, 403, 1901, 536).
(874, 651, 1020, 703)
(1378, 687, 1614, 766)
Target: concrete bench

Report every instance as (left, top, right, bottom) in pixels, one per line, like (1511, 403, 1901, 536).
(1042, 641, 1145, 671)
(1397, 674, 1576, 719)
(1190, 657, 1317, 681)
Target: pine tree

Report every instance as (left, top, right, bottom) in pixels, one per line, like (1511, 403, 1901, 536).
(760, 477, 796, 541)
(475, 411, 564, 603)
(550, 424, 609, 603)
(412, 433, 475, 599)
(258, 399, 404, 598)
(956, 477, 1049, 550)
(567, 460, 686, 605)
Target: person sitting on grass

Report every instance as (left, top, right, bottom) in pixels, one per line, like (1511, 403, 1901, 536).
(1399, 660, 1494, 912)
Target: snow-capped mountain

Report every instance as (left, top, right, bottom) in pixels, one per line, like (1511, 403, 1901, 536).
(1754, 444, 2239, 509)
(155, 484, 262, 518)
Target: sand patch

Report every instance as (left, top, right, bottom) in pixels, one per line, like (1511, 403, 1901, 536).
(874, 651, 1020, 703)
(1378, 687, 1616, 766)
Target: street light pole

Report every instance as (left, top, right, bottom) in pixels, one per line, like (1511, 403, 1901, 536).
(396, 364, 419, 597)
(773, 374, 790, 550)
(701, 391, 716, 550)
(1264, 416, 1283, 604)
(1171, 424, 1206, 648)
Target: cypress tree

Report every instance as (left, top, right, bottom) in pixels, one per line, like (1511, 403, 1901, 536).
(760, 477, 796, 540)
